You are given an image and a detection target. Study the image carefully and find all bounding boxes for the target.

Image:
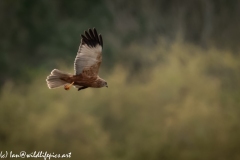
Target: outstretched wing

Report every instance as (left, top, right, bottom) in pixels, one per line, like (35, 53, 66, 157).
(74, 28, 103, 77)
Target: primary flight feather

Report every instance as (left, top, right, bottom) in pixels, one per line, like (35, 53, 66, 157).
(46, 28, 108, 91)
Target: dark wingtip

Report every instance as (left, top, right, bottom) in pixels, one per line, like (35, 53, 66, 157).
(88, 28, 93, 34)
(81, 34, 85, 38)
(81, 28, 103, 47)
(93, 28, 97, 33)
(99, 34, 103, 47)
(81, 34, 92, 46)
(81, 34, 86, 42)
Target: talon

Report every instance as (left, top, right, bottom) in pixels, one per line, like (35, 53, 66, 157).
(64, 82, 74, 90)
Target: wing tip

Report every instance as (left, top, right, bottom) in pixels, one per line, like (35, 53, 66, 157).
(81, 28, 103, 48)
(99, 34, 103, 47)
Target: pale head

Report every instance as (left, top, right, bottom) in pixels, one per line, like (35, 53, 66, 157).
(101, 79, 108, 88)
(96, 78, 108, 88)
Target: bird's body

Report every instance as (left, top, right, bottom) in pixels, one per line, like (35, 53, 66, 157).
(61, 75, 105, 88)
(46, 28, 108, 91)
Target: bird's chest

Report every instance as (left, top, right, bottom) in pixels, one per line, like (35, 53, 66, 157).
(72, 75, 98, 87)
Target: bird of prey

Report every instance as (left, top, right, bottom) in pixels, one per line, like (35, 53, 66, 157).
(46, 28, 108, 91)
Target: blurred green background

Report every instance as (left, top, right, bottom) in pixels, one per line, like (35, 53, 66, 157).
(1, 0, 240, 159)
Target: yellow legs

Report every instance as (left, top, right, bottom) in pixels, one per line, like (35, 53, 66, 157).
(64, 82, 74, 90)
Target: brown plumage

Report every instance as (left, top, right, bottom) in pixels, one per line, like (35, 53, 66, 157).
(46, 28, 108, 91)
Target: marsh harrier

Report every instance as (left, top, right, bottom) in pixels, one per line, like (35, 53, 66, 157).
(46, 28, 108, 91)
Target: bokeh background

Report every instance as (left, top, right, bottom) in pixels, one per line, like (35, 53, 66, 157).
(1, 0, 240, 159)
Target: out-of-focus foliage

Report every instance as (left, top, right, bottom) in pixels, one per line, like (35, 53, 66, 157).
(1, 41, 240, 160)
(0, 0, 113, 83)
(1, 0, 240, 83)
(1, 0, 240, 159)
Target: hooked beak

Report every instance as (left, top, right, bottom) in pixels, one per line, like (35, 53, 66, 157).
(106, 85, 108, 88)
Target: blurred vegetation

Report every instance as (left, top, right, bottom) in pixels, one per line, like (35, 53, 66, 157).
(0, 0, 240, 160)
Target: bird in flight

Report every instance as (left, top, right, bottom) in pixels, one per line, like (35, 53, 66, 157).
(46, 28, 108, 91)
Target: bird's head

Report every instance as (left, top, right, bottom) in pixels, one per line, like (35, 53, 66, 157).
(99, 79, 108, 88)
(103, 81, 108, 88)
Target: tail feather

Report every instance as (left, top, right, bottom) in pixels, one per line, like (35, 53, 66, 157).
(46, 69, 72, 89)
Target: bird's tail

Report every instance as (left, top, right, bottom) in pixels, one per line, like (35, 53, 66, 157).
(46, 69, 72, 89)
